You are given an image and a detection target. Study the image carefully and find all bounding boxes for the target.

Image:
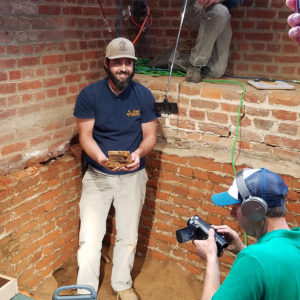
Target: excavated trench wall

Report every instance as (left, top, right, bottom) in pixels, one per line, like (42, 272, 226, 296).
(1, 74, 299, 290)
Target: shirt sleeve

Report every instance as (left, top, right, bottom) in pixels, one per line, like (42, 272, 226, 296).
(73, 88, 95, 119)
(139, 86, 160, 123)
(212, 253, 265, 300)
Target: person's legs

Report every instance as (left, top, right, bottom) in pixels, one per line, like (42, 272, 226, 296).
(111, 169, 148, 292)
(77, 167, 114, 293)
(202, 10, 232, 78)
(188, 3, 231, 81)
(190, 4, 231, 68)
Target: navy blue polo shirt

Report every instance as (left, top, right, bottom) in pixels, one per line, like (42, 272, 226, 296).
(73, 78, 159, 175)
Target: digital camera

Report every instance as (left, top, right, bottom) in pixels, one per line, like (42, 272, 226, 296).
(176, 215, 228, 257)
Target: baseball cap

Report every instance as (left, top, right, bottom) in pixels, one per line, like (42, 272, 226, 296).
(211, 168, 288, 207)
(105, 37, 137, 60)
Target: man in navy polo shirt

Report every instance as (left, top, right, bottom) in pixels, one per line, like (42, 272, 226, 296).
(74, 37, 160, 300)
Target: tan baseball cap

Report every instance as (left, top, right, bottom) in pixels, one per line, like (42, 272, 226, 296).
(105, 37, 137, 60)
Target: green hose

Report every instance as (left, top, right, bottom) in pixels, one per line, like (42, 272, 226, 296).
(202, 79, 247, 246)
(202, 79, 246, 176)
(135, 58, 186, 77)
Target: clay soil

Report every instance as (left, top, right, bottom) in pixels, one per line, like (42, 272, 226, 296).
(32, 245, 203, 300)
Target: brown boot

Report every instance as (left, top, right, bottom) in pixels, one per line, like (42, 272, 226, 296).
(186, 66, 201, 83)
(116, 288, 139, 300)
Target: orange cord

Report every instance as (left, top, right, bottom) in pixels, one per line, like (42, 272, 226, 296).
(132, 6, 150, 44)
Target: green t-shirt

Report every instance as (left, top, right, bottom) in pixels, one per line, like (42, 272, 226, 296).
(213, 228, 300, 300)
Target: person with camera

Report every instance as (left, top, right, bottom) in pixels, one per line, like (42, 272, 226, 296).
(193, 168, 300, 300)
(74, 37, 160, 300)
(286, 0, 300, 43)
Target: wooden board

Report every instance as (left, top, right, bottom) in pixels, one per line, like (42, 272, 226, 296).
(248, 80, 295, 90)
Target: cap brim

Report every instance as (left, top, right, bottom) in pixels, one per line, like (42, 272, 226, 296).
(107, 55, 137, 60)
(211, 191, 241, 206)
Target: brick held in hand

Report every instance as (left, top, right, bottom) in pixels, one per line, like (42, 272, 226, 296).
(105, 151, 133, 168)
(108, 151, 131, 162)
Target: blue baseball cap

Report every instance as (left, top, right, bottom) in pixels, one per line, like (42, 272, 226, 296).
(211, 168, 288, 207)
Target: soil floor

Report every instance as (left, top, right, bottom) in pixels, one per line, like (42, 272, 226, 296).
(30, 246, 203, 300)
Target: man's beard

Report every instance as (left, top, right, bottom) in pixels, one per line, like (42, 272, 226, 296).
(105, 66, 135, 91)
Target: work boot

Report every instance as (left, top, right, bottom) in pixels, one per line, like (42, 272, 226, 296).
(116, 288, 139, 300)
(186, 66, 201, 83)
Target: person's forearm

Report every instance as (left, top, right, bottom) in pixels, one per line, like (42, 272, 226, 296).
(79, 134, 105, 165)
(134, 134, 156, 158)
(201, 256, 220, 300)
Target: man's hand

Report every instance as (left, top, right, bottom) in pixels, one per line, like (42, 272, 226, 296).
(193, 229, 218, 261)
(98, 154, 109, 167)
(212, 225, 246, 254)
(197, 0, 221, 8)
(120, 151, 141, 172)
(194, 229, 220, 300)
(286, 0, 300, 43)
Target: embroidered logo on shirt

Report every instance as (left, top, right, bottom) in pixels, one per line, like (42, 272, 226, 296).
(126, 110, 140, 117)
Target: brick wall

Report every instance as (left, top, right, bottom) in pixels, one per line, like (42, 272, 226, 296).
(135, 74, 300, 172)
(0, 0, 300, 292)
(0, 152, 81, 290)
(0, 0, 110, 175)
(1, 74, 300, 289)
(0, 0, 299, 175)
(1, 143, 299, 290)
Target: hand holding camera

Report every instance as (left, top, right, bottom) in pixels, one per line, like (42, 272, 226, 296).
(176, 215, 228, 257)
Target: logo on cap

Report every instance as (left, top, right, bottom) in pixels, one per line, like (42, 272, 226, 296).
(119, 41, 127, 52)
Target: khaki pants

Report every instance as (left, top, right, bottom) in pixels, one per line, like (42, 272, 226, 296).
(76, 166, 148, 293)
(179, 2, 232, 77)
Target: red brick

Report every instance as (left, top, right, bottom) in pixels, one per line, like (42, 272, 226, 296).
(9, 70, 21, 80)
(269, 91, 300, 106)
(63, 6, 83, 15)
(17, 57, 40, 67)
(201, 85, 222, 99)
(0, 83, 16, 94)
(265, 135, 300, 150)
(245, 32, 274, 41)
(0, 58, 16, 68)
(18, 80, 42, 91)
(2, 142, 27, 155)
(39, 5, 61, 15)
(275, 55, 300, 64)
(42, 54, 64, 64)
(272, 110, 297, 121)
(65, 74, 82, 83)
(278, 123, 298, 136)
(43, 77, 63, 88)
(65, 53, 84, 62)
(0, 71, 7, 81)
(207, 112, 228, 124)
